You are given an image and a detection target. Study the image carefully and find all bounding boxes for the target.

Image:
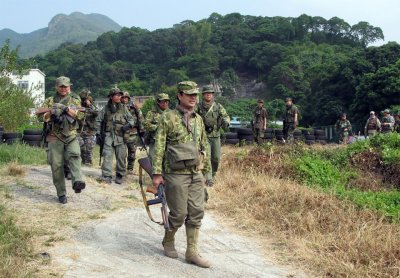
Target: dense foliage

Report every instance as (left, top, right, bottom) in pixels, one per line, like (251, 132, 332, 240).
(27, 13, 399, 127)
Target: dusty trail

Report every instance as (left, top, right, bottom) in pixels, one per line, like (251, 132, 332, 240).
(3, 165, 306, 278)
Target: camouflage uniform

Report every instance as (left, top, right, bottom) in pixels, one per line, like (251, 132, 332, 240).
(41, 76, 86, 201)
(77, 90, 98, 165)
(152, 81, 211, 268)
(381, 110, 395, 133)
(197, 85, 230, 184)
(125, 99, 145, 172)
(96, 88, 136, 183)
(283, 99, 299, 142)
(253, 100, 267, 144)
(144, 93, 170, 161)
(364, 112, 381, 136)
(394, 115, 400, 133)
(335, 117, 352, 144)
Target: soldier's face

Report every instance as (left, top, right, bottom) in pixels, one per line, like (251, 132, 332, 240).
(56, 85, 70, 97)
(178, 93, 198, 110)
(202, 92, 213, 102)
(158, 100, 169, 111)
(121, 97, 129, 104)
(111, 93, 122, 103)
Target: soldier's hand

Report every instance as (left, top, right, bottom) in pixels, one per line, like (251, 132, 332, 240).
(152, 174, 164, 188)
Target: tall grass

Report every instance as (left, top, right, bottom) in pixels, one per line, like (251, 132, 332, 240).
(210, 145, 400, 277)
(0, 143, 47, 166)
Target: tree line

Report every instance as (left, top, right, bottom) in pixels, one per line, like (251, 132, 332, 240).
(21, 12, 400, 127)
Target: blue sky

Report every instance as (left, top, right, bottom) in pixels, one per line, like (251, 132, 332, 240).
(1, 0, 399, 45)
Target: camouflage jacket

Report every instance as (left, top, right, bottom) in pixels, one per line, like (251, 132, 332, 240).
(254, 107, 267, 129)
(365, 117, 381, 132)
(95, 102, 136, 146)
(152, 108, 210, 175)
(78, 104, 99, 136)
(381, 115, 395, 132)
(335, 119, 352, 134)
(42, 93, 84, 141)
(144, 105, 169, 143)
(126, 104, 145, 134)
(197, 101, 230, 137)
(284, 105, 299, 124)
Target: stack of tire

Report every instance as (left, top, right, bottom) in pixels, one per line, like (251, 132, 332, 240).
(236, 128, 254, 145)
(263, 128, 274, 143)
(303, 130, 315, 145)
(314, 129, 328, 145)
(274, 129, 285, 144)
(2, 132, 22, 145)
(22, 129, 43, 147)
(0, 125, 3, 144)
(293, 130, 303, 141)
(223, 132, 239, 145)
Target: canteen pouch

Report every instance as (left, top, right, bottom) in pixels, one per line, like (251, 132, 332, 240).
(167, 141, 200, 170)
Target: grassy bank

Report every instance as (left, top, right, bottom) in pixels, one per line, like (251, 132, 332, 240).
(210, 142, 400, 277)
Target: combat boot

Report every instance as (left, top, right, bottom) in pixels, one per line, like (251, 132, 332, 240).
(115, 173, 124, 184)
(185, 226, 211, 268)
(162, 228, 178, 258)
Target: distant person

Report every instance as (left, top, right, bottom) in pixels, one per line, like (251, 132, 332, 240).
(197, 85, 230, 186)
(381, 109, 395, 133)
(121, 92, 145, 174)
(40, 76, 86, 204)
(394, 113, 400, 133)
(364, 111, 381, 137)
(152, 81, 211, 268)
(283, 97, 299, 143)
(96, 87, 136, 184)
(253, 99, 267, 145)
(335, 113, 352, 144)
(144, 93, 170, 161)
(78, 89, 99, 166)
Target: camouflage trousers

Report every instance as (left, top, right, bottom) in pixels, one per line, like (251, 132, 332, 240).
(254, 128, 264, 144)
(338, 131, 349, 144)
(78, 134, 96, 165)
(126, 137, 138, 171)
(283, 123, 295, 143)
(205, 137, 221, 181)
(101, 135, 127, 178)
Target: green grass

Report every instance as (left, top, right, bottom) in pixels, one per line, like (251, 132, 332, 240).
(0, 143, 47, 166)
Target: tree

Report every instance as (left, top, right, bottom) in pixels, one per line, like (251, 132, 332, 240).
(351, 21, 384, 47)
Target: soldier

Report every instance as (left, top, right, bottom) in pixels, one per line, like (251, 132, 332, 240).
(335, 113, 352, 144)
(152, 81, 211, 268)
(143, 93, 170, 161)
(283, 97, 299, 142)
(394, 113, 400, 133)
(121, 91, 145, 174)
(78, 89, 99, 165)
(253, 99, 267, 145)
(364, 111, 381, 137)
(96, 87, 136, 184)
(197, 85, 230, 186)
(41, 76, 86, 204)
(381, 109, 395, 133)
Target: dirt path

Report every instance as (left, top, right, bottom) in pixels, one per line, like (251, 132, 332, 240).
(3, 165, 306, 277)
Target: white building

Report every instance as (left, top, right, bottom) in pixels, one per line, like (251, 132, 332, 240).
(9, 69, 46, 107)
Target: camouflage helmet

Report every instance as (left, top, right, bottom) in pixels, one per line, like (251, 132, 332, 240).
(122, 91, 131, 99)
(177, 81, 199, 94)
(56, 76, 72, 86)
(108, 87, 123, 97)
(383, 109, 390, 114)
(157, 93, 170, 101)
(79, 88, 91, 99)
(202, 85, 214, 94)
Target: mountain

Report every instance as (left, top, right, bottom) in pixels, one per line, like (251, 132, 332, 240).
(0, 12, 122, 58)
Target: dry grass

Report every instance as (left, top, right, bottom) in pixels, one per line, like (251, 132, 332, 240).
(209, 145, 400, 277)
(6, 162, 26, 176)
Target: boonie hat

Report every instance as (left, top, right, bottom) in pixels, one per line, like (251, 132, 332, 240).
(370, 111, 375, 115)
(202, 85, 214, 94)
(285, 97, 292, 102)
(177, 81, 199, 94)
(122, 91, 131, 99)
(79, 88, 91, 99)
(257, 99, 264, 103)
(383, 109, 390, 113)
(56, 76, 72, 86)
(157, 93, 170, 101)
(108, 87, 123, 97)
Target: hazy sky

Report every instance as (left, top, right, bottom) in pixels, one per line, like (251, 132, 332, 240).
(1, 0, 399, 45)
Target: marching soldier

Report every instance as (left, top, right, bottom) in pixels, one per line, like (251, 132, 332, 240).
(197, 85, 230, 186)
(283, 97, 299, 143)
(364, 111, 381, 137)
(152, 81, 211, 268)
(40, 76, 86, 204)
(335, 113, 352, 144)
(96, 87, 136, 184)
(394, 113, 400, 133)
(381, 109, 395, 133)
(253, 99, 267, 145)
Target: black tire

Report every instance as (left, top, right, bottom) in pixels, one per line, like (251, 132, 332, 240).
(314, 129, 325, 136)
(5, 138, 21, 145)
(275, 134, 284, 140)
(305, 135, 315, 140)
(23, 129, 43, 135)
(225, 138, 240, 145)
(293, 130, 302, 136)
(305, 140, 315, 145)
(274, 129, 283, 135)
(224, 132, 238, 139)
(315, 135, 328, 140)
(236, 128, 253, 135)
(238, 134, 254, 142)
(23, 134, 43, 141)
(302, 129, 312, 135)
(264, 133, 274, 139)
(294, 136, 303, 141)
(3, 132, 22, 140)
(265, 128, 274, 133)
(24, 140, 42, 147)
